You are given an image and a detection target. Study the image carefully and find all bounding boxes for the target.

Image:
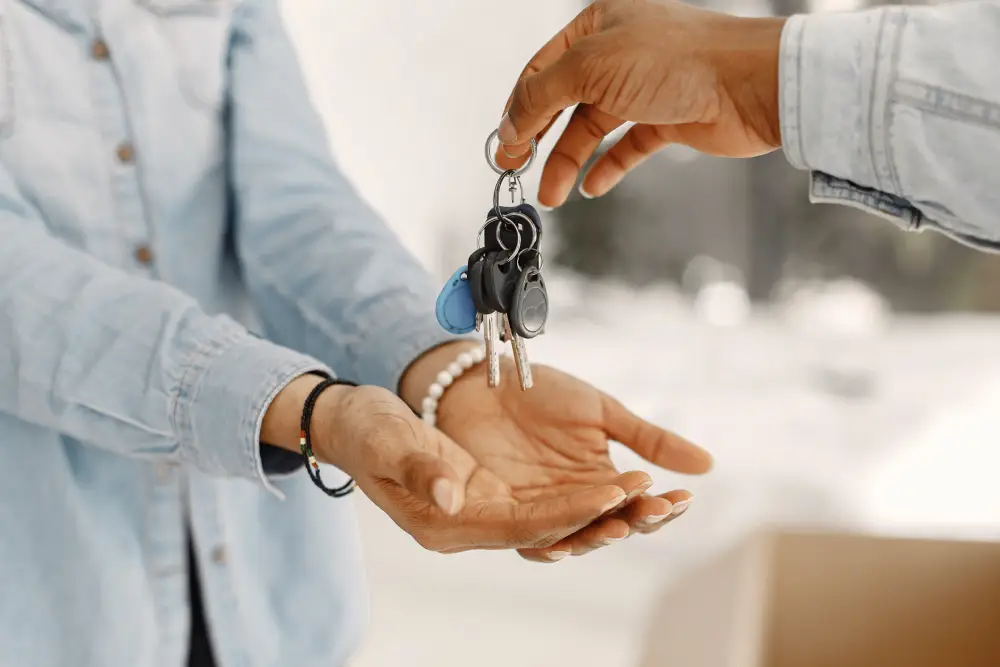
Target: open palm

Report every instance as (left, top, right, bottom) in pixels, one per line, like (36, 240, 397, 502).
(436, 360, 713, 561)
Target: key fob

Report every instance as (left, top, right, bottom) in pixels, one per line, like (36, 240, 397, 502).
(435, 265, 477, 334)
(485, 205, 543, 250)
(483, 251, 518, 314)
(510, 266, 548, 339)
(467, 249, 492, 314)
(515, 203, 543, 248)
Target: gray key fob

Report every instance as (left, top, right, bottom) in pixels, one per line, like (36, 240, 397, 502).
(510, 266, 548, 339)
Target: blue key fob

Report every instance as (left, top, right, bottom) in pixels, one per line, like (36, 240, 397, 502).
(436, 265, 477, 334)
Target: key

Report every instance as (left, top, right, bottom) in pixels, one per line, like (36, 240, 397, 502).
(483, 312, 501, 387)
(503, 315, 533, 391)
(509, 265, 548, 339)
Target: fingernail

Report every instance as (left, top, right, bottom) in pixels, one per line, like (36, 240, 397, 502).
(601, 492, 628, 514)
(601, 535, 627, 546)
(640, 514, 670, 527)
(548, 551, 570, 562)
(432, 478, 459, 516)
(537, 203, 554, 212)
(498, 113, 517, 144)
(671, 498, 693, 516)
(627, 480, 653, 501)
(578, 182, 595, 199)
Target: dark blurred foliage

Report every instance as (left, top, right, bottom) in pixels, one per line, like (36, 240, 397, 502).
(549, 145, 999, 312)
(551, 0, 999, 312)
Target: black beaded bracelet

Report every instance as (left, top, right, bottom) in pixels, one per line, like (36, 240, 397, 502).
(300, 378, 358, 498)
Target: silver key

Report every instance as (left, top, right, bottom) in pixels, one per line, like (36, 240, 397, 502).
(504, 315, 533, 390)
(483, 312, 501, 387)
(475, 312, 483, 333)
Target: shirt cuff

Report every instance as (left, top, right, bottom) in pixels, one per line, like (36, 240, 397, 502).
(172, 322, 332, 498)
(781, 9, 1000, 254)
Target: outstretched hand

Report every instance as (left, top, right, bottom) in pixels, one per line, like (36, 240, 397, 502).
(435, 358, 712, 562)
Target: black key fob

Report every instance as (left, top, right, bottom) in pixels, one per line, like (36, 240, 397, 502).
(510, 266, 548, 339)
(467, 248, 492, 314)
(482, 250, 517, 314)
(483, 206, 541, 252)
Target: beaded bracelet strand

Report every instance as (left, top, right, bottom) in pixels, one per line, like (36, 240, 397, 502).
(300, 378, 358, 497)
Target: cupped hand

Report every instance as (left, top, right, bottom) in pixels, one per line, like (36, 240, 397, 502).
(494, 0, 786, 206)
(312, 383, 629, 553)
(435, 359, 712, 562)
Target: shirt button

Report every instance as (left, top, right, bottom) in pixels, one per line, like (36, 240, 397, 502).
(211, 546, 228, 565)
(154, 463, 171, 484)
(134, 245, 154, 266)
(91, 39, 110, 60)
(115, 142, 135, 164)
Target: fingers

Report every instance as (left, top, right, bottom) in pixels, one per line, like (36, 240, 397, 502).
(601, 393, 714, 475)
(365, 410, 472, 516)
(518, 490, 695, 563)
(497, 7, 600, 157)
(494, 112, 565, 172)
(461, 483, 626, 550)
(619, 490, 691, 534)
(536, 105, 623, 208)
(396, 450, 466, 516)
(578, 124, 675, 199)
(518, 517, 630, 563)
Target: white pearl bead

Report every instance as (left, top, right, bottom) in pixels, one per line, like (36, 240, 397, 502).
(470, 346, 486, 362)
(428, 383, 443, 398)
(421, 396, 438, 414)
(457, 352, 473, 369)
(446, 362, 462, 377)
(436, 370, 453, 387)
(423, 413, 436, 427)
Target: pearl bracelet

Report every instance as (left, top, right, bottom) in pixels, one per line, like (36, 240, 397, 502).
(420, 344, 487, 426)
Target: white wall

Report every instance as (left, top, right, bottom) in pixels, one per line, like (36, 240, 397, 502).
(281, 0, 579, 277)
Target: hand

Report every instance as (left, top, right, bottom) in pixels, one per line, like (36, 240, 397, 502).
(264, 375, 629, 553)
(494, 0, 786, 206)
(433, 358, 713, 562)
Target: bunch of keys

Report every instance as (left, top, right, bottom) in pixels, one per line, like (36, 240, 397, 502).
(435, 130, 549, 390)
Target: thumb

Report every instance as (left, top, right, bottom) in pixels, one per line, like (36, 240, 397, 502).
(394, 449, 466, 516)
(498, 50, 586, 152)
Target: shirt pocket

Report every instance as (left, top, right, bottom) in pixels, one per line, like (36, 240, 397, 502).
(135, 0, 234, 113)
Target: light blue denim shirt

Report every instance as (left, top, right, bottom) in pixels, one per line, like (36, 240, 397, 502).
(0, 0, 456, 664)
(781, 1, 1000, 252)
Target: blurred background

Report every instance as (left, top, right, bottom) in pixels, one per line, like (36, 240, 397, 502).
(281, 0, 1000, 665)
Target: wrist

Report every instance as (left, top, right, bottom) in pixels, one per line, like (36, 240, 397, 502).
(716, 15, 787, 150)
(261, 374, 353, 468)
(398, 340, 483, 412)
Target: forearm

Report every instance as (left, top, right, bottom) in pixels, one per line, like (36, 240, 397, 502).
(0, 217, 330, 493)
(780, 1, 1000, 250)
(228, 0, 461, 394)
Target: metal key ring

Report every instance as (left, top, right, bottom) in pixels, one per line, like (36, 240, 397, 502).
(496, 218, 521, 265)
(516, 247, 544, 273)
(493, 169, 525, 215)
(476, 211, 537, 254)
(485, 129, 537, 176)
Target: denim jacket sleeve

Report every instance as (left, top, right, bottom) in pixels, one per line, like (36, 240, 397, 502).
(780, 1, 1000, 252)
(227, 0, 461, 392)
(0, 164, 331, 493)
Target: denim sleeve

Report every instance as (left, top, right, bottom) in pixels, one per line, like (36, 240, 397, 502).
(0, 163, 331, 496)
(780, 2, 1000, 252)
(226, 0, 463, 394)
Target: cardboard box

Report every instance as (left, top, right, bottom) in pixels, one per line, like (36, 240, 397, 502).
(639, 530, 1000, 667)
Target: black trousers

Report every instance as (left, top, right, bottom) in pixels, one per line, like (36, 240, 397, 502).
(187, 539, 217, 667)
